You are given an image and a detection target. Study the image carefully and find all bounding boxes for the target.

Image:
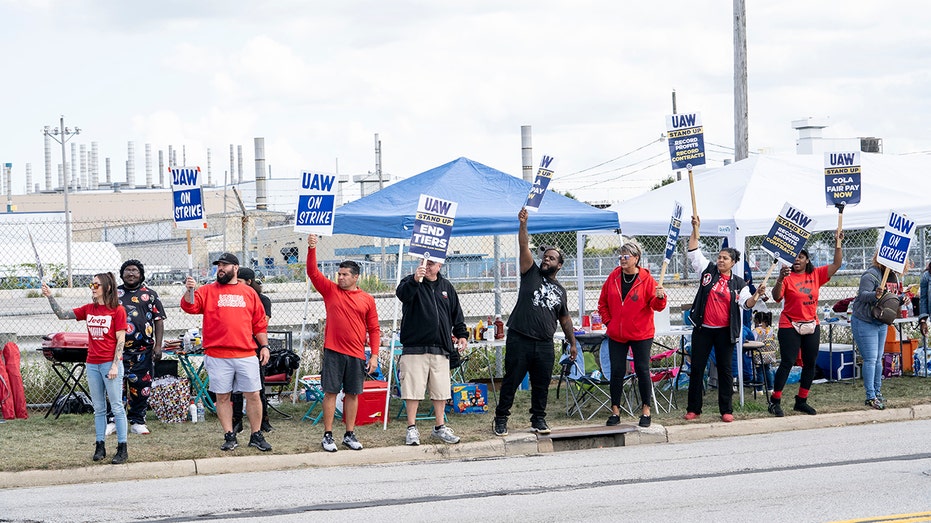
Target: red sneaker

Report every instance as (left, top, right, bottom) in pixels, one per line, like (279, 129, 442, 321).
(721, 413, 734, 423)
(684, 412, 700, 421)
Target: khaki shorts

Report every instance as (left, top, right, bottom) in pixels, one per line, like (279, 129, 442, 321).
(399, 353, 452, 401)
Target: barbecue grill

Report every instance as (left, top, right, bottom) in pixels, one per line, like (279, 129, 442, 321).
(39, 332, 91, 419)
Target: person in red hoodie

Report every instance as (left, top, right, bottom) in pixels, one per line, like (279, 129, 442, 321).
(597, 241, 667, 428)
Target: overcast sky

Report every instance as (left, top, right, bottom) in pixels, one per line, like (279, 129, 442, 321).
(1, 0, 929, 204)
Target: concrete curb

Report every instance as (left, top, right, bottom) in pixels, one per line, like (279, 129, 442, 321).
(3, 405, 929, 489)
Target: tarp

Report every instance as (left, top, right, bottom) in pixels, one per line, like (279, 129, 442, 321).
(610, 153, 931, 239)
(334, 157, 620, 237)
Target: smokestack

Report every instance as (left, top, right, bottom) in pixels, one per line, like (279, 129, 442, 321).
(237, 145, 243, 184)
(521, 125, 533, 182)
(70, 142, 77, 190)
(80, 144, 87, 189)
(127, 141, 136, 187)
(207, 148, 212, 186)
(26, 163, 33, 194)
(254, 137, 267, 210)
(3, 163, 11, 201)
(90, 142, 99, 189)
(158, 150, 164, 187)
(168, 145, 174, 168)
(105, 158, 112, 185)
(145, 143, 153, 188)
(182, 145, 186, 166)
(44, 131, 52, 191)
(229, 144, 235, 185)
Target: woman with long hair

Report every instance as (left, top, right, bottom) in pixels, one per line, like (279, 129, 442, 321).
(684, 215, 766, 422)
(851, 254, 899, 410)
(597, 241, 667, 428)
(42, 273, 129, 464)
(768, 230, 843, 416)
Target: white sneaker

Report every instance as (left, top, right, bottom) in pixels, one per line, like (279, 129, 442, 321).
(130, 423, 150, 435)
(406, 426, 420, 446)
(431, 425, 460, 444)
(105, 422, 116, 436)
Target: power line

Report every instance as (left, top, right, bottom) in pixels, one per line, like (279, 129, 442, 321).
(562, 136, 665, 178)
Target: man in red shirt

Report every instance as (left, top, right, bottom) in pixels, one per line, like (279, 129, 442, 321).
(181, 253, 272, 453)
(307, 235, 380, 452)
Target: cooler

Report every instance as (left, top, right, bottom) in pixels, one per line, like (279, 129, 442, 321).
(350, 380, 387, 426)
(817, 344, 855, 380)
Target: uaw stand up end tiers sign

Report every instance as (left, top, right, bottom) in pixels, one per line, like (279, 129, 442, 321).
(410, 194, 458, 263)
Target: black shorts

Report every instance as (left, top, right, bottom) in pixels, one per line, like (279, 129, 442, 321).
(321, 348, 365, 395)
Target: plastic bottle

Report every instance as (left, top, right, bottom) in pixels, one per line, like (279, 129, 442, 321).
(591, 312, 603, 331)
(188, 400, 198, 423)
(196, 400, 205, 422)
(476, 319, 485, 341)
(494, 315, 505, 339)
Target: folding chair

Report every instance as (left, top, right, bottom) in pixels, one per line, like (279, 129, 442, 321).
(558, 339, 617, 420)
(646, 348, 681, 413)
(265, 331, 297, 419)
(299, 375, 341, 424)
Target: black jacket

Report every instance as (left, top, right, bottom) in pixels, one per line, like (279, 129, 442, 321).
(396, 273, 469, 355)
(689, 257, 748, 344)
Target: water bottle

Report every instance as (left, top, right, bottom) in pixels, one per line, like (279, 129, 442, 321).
(196, 400, 205, 422)
(188, 400, 198, 423)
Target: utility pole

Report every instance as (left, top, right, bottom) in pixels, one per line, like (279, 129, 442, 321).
(734, 0, 749, 162)
(42, 116, 81, 287)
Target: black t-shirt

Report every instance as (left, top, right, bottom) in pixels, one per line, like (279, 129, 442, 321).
(506, 262, 568, 340)
(117, 283, 166, 352)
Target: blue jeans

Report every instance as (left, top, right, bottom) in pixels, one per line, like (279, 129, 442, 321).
(852, 316, 887, 400)
(86, 362, 128, 443)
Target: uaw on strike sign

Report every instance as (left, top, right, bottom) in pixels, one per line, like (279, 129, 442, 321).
(877, 210, 916, 274)
(170, 166, 206, 229)
(409, 194, 458, 263)
(761, 202, 813, 266)
(293, 171, 337, 235)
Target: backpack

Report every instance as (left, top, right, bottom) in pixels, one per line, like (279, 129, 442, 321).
(265, 348, 301, 376)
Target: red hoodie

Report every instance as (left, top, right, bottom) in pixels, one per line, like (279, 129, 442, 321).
(597, 266, 667, 343)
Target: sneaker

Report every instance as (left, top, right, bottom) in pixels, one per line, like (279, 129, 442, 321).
(684, 412, 700, 421)
(530, 418, 551, 435)
(232, 419, 244, 434)
(260, 420, 274, 433)
(638, 415, 651, 428)
(406, 425, 421, 446)
(431, 425, 461, 444)
(721, 413, 734, 423)
(342, 432, 363, 450)
(876, 393, 886, 404)
(493, 416, 509, 437)
(105, 422, 116, 436)
(606, 414, 621, 426)
(321, 433, 338, 452)
(865, 398, 885, 410)
(768, 399, 785, 417)
(220, 431, 238, 451)
(248, 431, 272, 452)
(130, 423, 150, 435)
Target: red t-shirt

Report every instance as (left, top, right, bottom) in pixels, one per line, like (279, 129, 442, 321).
(73, 303, 128, 364)
(778, 265, 830, 328)
(703, 275, 731, 328)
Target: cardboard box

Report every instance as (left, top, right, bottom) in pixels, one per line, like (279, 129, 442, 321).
(447, 383, 489, 414)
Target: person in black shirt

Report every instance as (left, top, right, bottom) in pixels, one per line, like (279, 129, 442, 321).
(231, 267, 273, 434)
(493, 208, 577, 437)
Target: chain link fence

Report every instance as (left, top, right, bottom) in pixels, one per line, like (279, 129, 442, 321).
(3, 213, 929, 406)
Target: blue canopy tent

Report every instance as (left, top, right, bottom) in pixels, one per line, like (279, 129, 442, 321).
(331, 157, 620, 428)
(334, 157, 620, 237)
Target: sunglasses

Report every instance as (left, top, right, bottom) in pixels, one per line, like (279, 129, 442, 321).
(619, 254, 634, 261)
(88, 282, 101, 290)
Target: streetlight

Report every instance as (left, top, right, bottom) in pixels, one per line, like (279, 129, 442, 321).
(42, 115, 80, 288)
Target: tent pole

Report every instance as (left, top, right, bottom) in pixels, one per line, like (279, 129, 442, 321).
(735, 229, 746, 407)
(576, 231, 585, 326)
(291, 277, 313, 404)
(382, 242, 405, 430)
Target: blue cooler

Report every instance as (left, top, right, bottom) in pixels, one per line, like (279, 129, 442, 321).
(817, 344, 855, 380)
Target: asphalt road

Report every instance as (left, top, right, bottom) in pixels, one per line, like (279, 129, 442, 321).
(3, 419, 930, 522)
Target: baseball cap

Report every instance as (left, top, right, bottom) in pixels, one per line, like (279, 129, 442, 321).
(237, 267, 256, 281)
(213, 252, 240, 266)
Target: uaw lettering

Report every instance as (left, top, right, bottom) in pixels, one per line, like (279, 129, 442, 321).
(171, 167, 200, 188)
(294, 171, 338, 234)
(664, 201, 683, 261)
(877, 211, 916, 272)
(824, 151, 862, 206)
(525, 155, 557, 211)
